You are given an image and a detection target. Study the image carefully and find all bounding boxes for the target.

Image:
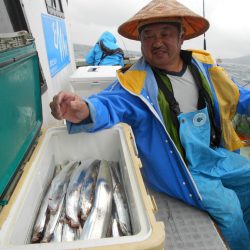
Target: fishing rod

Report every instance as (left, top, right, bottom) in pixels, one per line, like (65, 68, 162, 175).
(118, 35, 131, 64)
(203, 0, 207, 50)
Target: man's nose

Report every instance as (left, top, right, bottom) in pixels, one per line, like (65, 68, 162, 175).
(152, 35, 164, 47)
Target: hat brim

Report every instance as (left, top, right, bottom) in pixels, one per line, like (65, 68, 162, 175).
(118, 0, 210, 41)
(118, 15, 209, 41)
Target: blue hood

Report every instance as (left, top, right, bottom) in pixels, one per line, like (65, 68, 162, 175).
(98, 31, 119, 50)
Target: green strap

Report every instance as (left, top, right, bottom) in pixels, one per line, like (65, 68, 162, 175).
(157, 73, 185, 157)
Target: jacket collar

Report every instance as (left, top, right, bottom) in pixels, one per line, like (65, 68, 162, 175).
(117, 49, 210, 95)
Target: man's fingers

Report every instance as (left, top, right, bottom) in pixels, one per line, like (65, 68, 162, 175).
(50, 92, 67, 119)
(50, 91, 87, 122)
(50, 101, 63, 119)
(70, 99, 84, 110)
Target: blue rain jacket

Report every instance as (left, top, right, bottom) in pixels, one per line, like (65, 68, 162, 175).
(68, 50, 250, 210)
(85, 31, 124, 66)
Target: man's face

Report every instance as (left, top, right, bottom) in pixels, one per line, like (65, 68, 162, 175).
(140, 23, 184, 70)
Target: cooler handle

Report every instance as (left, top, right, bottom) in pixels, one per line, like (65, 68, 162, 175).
(91, 82, 101, 86)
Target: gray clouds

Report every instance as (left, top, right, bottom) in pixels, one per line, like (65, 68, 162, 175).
(68, 0, 250, 59)
(69, 0, 148, 26)
(68, 0, 150, 54)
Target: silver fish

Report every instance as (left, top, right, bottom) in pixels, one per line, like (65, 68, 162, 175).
(62, 223, 75, 242)
(41, 189, 66, 243)
(50, 198, 67, 243)
(65, 159, 93, 228)
(112, 216, 121, 238)
(80, 160, 113, 240)
(106, 206, 121, 238)
(110, 161, 132, 236)
(48, 160, 79, 213)
(75, 226, 82, 240)
(106, 206, 113, 238)
(53, 163, 63, 177)
(31, 186, 50, 243)
(78, 159, 100, 222)
(50, 220, 63, 242)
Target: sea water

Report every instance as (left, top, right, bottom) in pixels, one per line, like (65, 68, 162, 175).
(221, 63, 250, 89)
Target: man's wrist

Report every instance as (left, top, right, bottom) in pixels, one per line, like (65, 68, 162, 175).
(81, 102, 92, 124)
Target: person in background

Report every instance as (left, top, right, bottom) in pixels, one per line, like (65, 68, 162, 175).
(85, 31, 124, 66)
(50, 0, 250, 249)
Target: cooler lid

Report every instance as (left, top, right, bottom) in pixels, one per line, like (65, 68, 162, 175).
(0, 41, 42, 202)
(69, 65, 121, 83)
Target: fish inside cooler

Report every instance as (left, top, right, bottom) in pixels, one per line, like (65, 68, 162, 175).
(0, 125, 154, 250)
(31, 159, 132, 243)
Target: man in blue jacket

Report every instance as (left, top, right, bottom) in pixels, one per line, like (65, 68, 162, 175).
(85, 31, 124, 66)
(50, 0, 250, 249)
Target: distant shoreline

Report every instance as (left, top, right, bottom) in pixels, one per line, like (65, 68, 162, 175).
(216, 55, 250, 65)
(73, 43, 141, 60)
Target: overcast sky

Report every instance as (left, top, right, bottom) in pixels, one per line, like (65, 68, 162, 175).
(68, 0, 250, 59)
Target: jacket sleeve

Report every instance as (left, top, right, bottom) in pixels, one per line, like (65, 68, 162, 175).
(85, 46, 96, 65)
(66, 83, 145, 134)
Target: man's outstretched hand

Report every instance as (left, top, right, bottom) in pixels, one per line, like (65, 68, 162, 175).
(50, 91, 90, 123)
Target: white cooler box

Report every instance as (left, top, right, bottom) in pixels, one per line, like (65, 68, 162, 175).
(0, 123, 165, 250)
(69, 66, 121, 98)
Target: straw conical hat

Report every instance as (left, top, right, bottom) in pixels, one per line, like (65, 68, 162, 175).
(118, 0, 209, 40)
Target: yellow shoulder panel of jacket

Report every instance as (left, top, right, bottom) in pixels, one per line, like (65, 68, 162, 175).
(189, 49, 216, 65)
(117, 69, 146, 95)
(209, 66, 243, 151)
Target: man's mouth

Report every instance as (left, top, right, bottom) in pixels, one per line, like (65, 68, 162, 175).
(152, 49, 167, 56)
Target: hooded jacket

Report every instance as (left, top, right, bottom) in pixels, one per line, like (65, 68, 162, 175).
(68, 50, 250, 209)
(85, 31, 124, 66)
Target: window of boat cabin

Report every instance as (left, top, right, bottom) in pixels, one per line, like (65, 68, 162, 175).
(1, 0, 48, 95)
(45, 0, 65, 18)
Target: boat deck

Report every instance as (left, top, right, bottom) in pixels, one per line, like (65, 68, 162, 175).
(147, 147, 249, 250)
(148, 188, 228, 250)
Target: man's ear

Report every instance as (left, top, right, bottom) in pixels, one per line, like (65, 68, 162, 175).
(141, 44, 145, 56)
(179, 26, 185, 43)
(180, 36, 184, 46)
(179, 32, 185, 46)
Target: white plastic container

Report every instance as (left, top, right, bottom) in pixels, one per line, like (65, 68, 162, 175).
(0, 123, 165, 250)
(69, 65, 121, 97)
